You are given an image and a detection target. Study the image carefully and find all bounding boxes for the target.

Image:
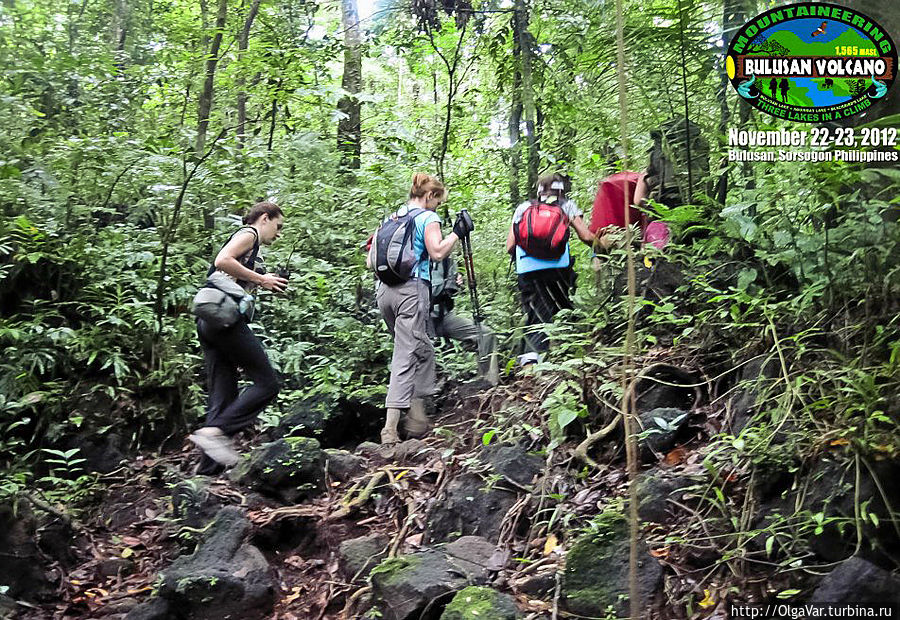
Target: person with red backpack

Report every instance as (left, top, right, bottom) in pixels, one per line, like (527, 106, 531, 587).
(589, 171, 670, 253)
(505, 173, 594, 365)
(368, 173, 473, 443)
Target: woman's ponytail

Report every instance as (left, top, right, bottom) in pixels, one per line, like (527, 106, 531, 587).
(409, 173, 446, 201)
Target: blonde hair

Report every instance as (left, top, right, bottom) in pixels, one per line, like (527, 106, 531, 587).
(409, 173, 446, 202)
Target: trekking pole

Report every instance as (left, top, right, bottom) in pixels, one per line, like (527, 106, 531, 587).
(459, 210, 500, 384)
(458, 210, 483, 325)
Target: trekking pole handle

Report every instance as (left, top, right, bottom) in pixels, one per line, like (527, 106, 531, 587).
(459, 209, 474, 236)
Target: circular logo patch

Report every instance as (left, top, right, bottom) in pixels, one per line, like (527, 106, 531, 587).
(726, 2, 897, 123)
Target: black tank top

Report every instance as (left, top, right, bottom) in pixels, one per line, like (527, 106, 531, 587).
(207, 227, 260, 289)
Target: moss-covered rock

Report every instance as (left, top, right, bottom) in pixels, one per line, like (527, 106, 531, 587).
(0, 501, 51, 599)
(634, 472, 692, 524)
(562, 511, 662, 617)
(231, 437, 325, 504)
(638, 407, 689, 458)
(340, 533, 390, 581)
(480, 443, 543, 486)
(370, 546, 492, 620)
(137, 507, 275, 620)
(441, 586, 518, 619)
(272, 395, 384, 447)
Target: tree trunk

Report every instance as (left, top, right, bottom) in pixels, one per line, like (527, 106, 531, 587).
(236, 0, 262, 149)
(196, 0, 228, 156)
(200, 0, 210, 45)
(831, 0, 900, 126)
(425, 20, 468, 184)
(267, 81, 281, 153)
(716, 0, 751, 203)
(337, 0, 362, 169)
(508, 69, 523, 209)
(513, 0, 538, 193)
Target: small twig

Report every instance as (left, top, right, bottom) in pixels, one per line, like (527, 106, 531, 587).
(551, 566, 562, 620)
(388, 497, 418, 557)
(24, 492, 84, 533)
(341, 586, 372, 619)
(326, 470, 387, 521)
(248, 505, 319, 527)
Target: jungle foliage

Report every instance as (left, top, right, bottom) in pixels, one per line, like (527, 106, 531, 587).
(0, 0, 898, 610)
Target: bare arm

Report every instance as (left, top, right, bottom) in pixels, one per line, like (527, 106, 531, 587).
(424, 221, 459, 261)
(571, 215, 594, 246)
(215, 230, 286, 292)
(633, 175, 648, 208)
(506, 224, 516, 254)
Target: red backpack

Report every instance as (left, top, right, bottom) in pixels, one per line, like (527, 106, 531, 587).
(589, 171, 645, 235)
(590, 171, 671, 250)
(514, 201, 570, 260)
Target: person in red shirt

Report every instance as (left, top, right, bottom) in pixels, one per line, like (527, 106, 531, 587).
(590, 171, 669, 254)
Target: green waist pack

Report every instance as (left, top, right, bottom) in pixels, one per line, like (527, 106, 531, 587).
(191, 271, 255, 329)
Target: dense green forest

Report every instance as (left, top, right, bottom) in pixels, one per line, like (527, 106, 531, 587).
(1, 0, 899, 617)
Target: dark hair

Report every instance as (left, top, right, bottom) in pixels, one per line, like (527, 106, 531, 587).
(409, 173, 446, 202)
(243, 201, 283, 225)
(537, 173, 570, 201)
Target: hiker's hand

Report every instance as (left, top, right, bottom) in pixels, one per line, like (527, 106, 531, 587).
(598, 233, 613, 251)
(456, 274, 463, 287)
(259, 273, 288, 293)
(453, 211, 474, 239)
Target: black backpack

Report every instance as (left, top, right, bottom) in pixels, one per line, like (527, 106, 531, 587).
(192, 227, 259, 328)
(370, 207, 426, 286)
(430, 257, 458, 317)
(646, 118, 710, 207)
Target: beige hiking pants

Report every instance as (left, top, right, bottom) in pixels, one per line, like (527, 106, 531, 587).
(377, 279, 437, 409)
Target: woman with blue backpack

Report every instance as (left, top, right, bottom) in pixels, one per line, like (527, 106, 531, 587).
(190, 202, 288, 474)
(368, 173, 472, 443)
(506, 173, 594, 365)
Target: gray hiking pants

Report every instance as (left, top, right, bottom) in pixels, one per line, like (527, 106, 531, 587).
(432, 311, 497, 379)
(377, 279, 436, 409)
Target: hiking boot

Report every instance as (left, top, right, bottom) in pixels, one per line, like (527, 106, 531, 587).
(403, 398, 431, 439)
(188, 427, 239, 466)
(517, 352, 540, 366)
(381, 408, 401, 445)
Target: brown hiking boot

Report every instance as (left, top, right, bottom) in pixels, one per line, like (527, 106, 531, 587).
(381, 408, 401, 444)
(403, 398, 431, 439)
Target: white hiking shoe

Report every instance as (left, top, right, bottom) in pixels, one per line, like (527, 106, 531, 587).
(189, 427, 240, 466)
(517, 352, 540, 366)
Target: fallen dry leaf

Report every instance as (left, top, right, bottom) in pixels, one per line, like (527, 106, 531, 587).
(405, 533, 423, 547)
(663, 446, 687, 466)
(283, 586, 303, 605)
(649, 547, 669, 559)
(543, 534, 558, 556)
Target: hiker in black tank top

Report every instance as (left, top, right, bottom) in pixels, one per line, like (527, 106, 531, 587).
(190, 202, 288, 475)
